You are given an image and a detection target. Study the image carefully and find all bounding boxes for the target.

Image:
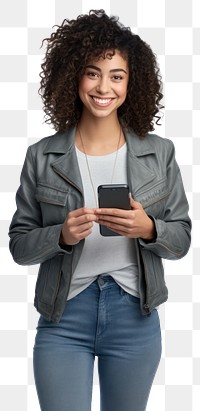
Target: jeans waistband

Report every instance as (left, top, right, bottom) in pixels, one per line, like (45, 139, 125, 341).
(97, 275, 118, 289)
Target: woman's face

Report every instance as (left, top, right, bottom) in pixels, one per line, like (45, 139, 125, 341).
(78, 50, 129, 120)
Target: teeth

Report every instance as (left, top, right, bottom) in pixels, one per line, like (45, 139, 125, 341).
(93, 97, 112, 104)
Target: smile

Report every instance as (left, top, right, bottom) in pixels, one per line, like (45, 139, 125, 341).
(92, 97, 113, 106)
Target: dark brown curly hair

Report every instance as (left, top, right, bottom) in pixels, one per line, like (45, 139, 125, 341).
(39, 9, 164, 137)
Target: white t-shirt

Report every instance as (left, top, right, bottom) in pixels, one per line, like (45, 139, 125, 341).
(67, 143, 139, 300)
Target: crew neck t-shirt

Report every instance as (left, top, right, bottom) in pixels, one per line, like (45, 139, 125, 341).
(67, 143, 139, 300)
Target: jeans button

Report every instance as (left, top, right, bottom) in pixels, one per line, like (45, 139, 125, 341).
(98, 278, 104, 286)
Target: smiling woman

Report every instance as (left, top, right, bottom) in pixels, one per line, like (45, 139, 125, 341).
(8, 9, 191, 411)
(78, 51, 129, 120)
(38, 10, 164, 137)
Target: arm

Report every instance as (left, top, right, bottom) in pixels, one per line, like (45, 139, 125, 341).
(9, 146, 97, 266)
(96, 140, 191, 260)
(139, 168, 191, 260)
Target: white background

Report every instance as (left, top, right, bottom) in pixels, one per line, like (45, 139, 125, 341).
(0, 0, 199, 410)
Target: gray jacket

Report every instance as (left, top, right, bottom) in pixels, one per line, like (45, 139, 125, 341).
(9, 128, 191, 322)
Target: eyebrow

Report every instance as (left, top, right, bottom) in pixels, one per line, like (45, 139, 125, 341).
(85, 65, 128, 75)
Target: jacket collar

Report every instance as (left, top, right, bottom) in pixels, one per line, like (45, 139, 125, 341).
(125, 130, 156, 156)
(43, 128, 76, 154)
(43, 127, 156, 196)
(43, 127, 156, 157)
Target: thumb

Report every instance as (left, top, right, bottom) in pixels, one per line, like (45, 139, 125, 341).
(129, 193, 142, 210)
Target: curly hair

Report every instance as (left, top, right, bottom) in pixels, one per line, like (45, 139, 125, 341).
(39, 9, 164, 137)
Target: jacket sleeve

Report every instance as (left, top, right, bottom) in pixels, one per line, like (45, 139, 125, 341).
(139, 140, 191, 260)
(8, 146, 72, 266)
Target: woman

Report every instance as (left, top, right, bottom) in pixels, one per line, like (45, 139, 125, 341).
(9, 10, 191, 411)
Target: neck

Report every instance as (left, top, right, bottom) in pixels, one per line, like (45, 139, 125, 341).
(76, 113, 125, 155)
(79, 110, 121, 140)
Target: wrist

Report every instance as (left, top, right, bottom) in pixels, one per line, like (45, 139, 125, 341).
(143, 216, 157, 242)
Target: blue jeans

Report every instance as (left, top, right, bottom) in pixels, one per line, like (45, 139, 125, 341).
(33, 276, 161, 411)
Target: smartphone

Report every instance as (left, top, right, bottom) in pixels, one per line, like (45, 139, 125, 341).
(97, 184, 130, 236)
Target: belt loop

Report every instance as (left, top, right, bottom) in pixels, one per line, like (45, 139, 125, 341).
(120, 287, 125, 296)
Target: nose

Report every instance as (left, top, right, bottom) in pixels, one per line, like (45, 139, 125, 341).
(96, 76, 110, 94)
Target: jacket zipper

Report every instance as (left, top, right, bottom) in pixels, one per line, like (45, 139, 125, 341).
(51, 251, 74, 322)
(155, 241, 182, 257)
(48, 267, 62, 321)
(135, 239, 150, 315)
(142, 191, 170, 209)
(142, 259, 151, 315)
(143, 303, 150, 314)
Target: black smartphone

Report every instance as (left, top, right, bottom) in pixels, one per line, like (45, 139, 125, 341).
(97, 184, 130, 236)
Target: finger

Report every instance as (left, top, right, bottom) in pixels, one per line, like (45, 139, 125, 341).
(78, 221, 94, 232)
(98, 218, 134, 232)
(98, 215, 134, 228)
(68, 222, 94, 242)
(95, 207, 129, 217)
(69, 207, 96, 218)
(129, 195, 143, 210)
(99, 221, 136, 237)
(69, 213, 97, 227)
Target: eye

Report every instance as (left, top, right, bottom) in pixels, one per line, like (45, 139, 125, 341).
(86, 71, 99, 78)
(112, 75, 123, 81)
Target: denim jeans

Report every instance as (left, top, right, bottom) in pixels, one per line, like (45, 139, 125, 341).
(33, 276, 161, 411)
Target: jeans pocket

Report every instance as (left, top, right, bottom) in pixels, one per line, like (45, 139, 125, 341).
(123, 290, 140, 306)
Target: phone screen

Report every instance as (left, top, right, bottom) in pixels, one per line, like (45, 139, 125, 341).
(98, 184, 130, 236)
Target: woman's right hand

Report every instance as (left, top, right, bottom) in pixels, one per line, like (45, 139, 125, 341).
(60, 207, 97, 246)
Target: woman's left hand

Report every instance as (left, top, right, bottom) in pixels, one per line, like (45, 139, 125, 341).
(95, 195, 156, 240)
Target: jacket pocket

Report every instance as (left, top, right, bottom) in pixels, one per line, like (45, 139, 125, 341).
(35, 184, 69, 225)
(35, 184, 68, 206)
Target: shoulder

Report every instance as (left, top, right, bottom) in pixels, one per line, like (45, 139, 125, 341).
(28, 131, 63, 154)
(148, 133, 177, 163)
(145, 133, 175, 152)
(27, 128, 75, 157)
(126, 130, 178, 175)
(146, 134, 177, 168)
(126, 129, 175, 157)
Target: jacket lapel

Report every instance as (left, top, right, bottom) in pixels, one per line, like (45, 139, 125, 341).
(125, 131, 156, 195)
(43, 127, 157, 196)
(43, 128, 84, 193)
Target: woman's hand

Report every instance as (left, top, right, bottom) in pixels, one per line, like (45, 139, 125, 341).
(95, 195, 156, 240)
(60, 207, 97, 246)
